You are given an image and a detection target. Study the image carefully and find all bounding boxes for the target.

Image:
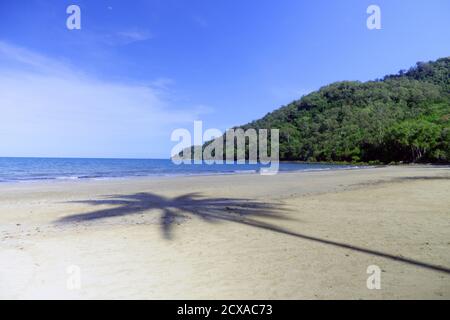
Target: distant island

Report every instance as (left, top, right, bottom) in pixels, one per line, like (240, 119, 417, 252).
(198, 57, 450, 164)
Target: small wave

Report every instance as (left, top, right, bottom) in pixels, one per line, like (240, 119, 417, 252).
(55, 176, 80, 180)
(233, 170, 257, 174)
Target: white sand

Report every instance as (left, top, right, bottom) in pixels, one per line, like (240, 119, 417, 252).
(0, 166, 449, 299)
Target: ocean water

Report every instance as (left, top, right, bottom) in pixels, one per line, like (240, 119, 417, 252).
(0, 157, 362, 183)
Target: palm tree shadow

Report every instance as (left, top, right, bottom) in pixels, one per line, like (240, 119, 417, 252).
(56, 192, 450, 275)
(56, 192, 293, 240)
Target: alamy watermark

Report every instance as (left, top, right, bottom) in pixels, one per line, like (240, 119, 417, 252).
(366, 265, 381, 290)
(66, 5, 380, 31)
(66, 5, 81, 30)
(171, 121, 280, 175)
(66, 264, 81, 290)
(367, 5, 381, 30)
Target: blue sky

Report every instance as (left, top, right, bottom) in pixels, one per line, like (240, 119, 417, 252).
(0, 0, 449, 158)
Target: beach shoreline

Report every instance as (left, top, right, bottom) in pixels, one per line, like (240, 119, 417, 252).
(1, 166, 449, 299)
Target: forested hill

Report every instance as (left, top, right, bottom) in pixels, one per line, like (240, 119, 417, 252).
(237, 57, 450, 164)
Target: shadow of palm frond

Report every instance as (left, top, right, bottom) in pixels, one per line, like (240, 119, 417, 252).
(56, 192, 292, 240)
(55, 192, 450, 275)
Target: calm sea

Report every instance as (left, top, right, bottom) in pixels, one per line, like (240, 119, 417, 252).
(0, 157, 362, 183)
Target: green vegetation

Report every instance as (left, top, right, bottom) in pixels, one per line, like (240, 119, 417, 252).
(233, 57, 450, 164)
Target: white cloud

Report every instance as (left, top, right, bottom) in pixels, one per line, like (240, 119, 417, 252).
(0, 41, 209, 158)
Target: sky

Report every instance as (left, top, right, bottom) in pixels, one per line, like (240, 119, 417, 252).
(0, 0, 449, 158)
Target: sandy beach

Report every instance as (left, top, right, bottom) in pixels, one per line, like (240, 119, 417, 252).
(0, 166, 449, 299)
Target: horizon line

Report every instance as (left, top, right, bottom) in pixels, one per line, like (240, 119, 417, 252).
(0, 156, 171, 161)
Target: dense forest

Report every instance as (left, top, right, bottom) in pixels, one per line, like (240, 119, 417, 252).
(201, 57, 449, 164)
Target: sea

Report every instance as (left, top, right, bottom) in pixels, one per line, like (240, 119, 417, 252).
(0, 157, 363, 183)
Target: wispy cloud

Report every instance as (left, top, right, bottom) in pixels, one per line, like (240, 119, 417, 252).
(95, 29, 154, 46)
(150, 77, 176, 90)
(0, 41, 74, 76)
(192, 15, 208, 28)
(61, 28, 154, 48)
(0, 41, 209, 158)
(115, 30, 154, 44)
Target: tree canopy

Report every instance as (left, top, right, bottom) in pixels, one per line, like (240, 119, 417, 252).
(234, 57, 450, 164)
